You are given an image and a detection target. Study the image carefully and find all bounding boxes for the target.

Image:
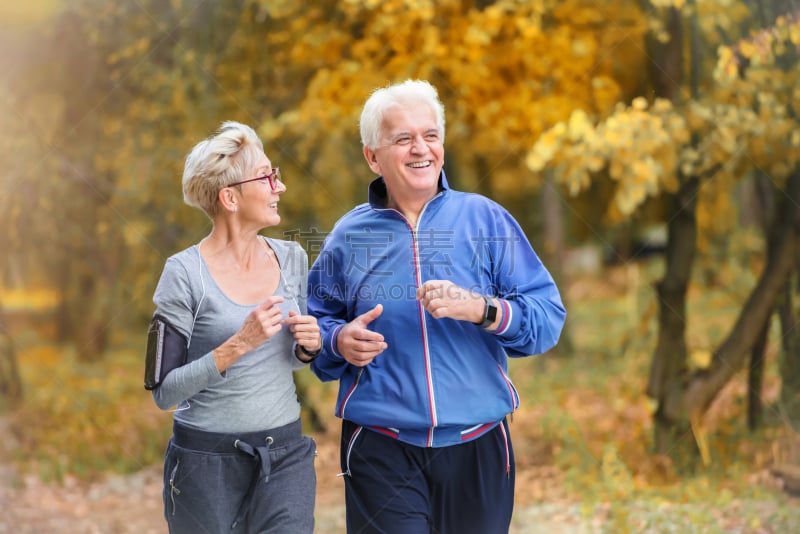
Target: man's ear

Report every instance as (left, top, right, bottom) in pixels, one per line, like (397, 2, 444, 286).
(364, 146, 380, 174)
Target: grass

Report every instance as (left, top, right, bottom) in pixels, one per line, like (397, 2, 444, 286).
(6, 343, 172, 482)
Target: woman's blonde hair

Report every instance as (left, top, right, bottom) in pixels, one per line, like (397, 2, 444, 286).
(182, 121, 264, 218)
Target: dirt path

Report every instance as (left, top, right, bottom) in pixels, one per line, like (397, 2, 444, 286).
(0, 439, 588, 533)
(2, 436, 795, 533)
(0, 440, 347, 534)
(0, 464, 590, 534)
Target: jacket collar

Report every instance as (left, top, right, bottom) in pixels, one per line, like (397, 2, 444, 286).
(368, 170, 450, 209)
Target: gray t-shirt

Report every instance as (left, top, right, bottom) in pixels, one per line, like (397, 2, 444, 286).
(151, 237, 308, 433)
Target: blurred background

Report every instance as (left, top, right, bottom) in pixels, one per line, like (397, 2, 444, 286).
(1, 0, 799, 532)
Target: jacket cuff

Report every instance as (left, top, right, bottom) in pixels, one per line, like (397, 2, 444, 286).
(327, 324, 346, 360)
(489, 298, 518, 337)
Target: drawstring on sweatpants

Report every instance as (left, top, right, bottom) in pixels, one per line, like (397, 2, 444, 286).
(230, 436, 274, 529)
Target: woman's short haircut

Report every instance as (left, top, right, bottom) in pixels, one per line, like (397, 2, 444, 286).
(359, 79, 446, 150)
(182, 121, 264, 218)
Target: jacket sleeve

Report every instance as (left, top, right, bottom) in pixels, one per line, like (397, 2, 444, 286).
(307, 241, 351, 382)
(488, 205, 566, 357)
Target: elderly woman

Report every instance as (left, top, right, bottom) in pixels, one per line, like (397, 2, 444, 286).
(147, 121, 319, 533)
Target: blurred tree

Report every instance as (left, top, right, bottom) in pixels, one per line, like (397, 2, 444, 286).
(1, 8, 63, 398)
(2, 0, 305, 359)
(527, 1, 800, 453)
(4, 5, 140, 361)
(0, 305, 23, 409)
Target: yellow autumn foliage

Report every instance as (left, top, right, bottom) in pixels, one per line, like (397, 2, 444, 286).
(261, 0, 647, 198)
(529, 3, 800, 241)
(528, 98, 687, 222)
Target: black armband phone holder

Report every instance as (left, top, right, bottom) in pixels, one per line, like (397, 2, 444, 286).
(144, 314, 188, 390)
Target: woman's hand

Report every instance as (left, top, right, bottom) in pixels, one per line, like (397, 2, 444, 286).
(238, 296, 287, 349)
(284, 310, 322, 354)
(214, 296, 285, 372)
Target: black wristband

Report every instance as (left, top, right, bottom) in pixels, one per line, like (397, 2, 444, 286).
(298, 343, 321, 360)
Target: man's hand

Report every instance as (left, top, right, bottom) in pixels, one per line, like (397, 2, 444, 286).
(337, 304, 387, 367)
(416, 280, 484, 323)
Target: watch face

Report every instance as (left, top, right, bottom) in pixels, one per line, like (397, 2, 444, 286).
(481, 298, 498, 327)
(486, 302, 497, 322)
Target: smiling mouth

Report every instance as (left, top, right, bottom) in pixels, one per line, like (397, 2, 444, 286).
(408, 161, 431, 168)
(269, 203, 278, 208)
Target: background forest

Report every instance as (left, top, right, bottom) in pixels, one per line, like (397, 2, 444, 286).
(1, 0, 800, 532)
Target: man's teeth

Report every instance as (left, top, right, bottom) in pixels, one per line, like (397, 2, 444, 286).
(409, 162, 429, 168)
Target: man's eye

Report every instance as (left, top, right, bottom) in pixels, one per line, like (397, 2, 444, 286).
(395, 137, 412, 145)
(425, 134, 439, 141)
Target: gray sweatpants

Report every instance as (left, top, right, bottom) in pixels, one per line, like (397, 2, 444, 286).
(162, 419, 316, 533)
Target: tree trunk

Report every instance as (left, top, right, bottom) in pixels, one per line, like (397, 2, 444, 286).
(778, 277, 800, 429)
(73, 248, 122, 362)
(677, 170, 800, 424)
(56, 261, 72, 342)
(645, 6, 689, 453)
(0, 305, 23, 409)
(541, 171, 573, 355)
(747, 322, 768, 430)
(646, 6, 683, 102)
(647, 176, 699, 454)
(776, 164, 800, 425)
(746, 170, 776, 431)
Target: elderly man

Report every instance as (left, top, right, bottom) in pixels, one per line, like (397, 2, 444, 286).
(308, 80, 566, 534)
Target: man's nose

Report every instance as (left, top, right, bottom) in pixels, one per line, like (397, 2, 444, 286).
(410, 136, 429, 152)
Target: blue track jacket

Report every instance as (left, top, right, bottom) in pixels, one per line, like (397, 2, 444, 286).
(308, 173, 566, 447)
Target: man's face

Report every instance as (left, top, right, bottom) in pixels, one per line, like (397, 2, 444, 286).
(363, 104, 444, 204)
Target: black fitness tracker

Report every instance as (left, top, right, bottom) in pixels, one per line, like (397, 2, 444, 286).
(479, 296, 498, 329)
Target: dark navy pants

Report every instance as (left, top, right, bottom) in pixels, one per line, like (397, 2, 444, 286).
(162, 419, 316, 534)
(340, 419, 515, 534)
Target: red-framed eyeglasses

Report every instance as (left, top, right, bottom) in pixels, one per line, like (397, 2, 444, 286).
(228, 167, 282, 190)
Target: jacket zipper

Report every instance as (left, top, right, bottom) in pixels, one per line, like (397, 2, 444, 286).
(378, 193, 442, 446)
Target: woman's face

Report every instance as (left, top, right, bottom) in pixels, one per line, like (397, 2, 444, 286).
(234, 151, 286, 228)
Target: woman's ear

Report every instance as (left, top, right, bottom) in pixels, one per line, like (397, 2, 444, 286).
(218, 186, 238, 213)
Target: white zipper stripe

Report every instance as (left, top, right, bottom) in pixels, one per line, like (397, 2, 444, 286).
(338, 425, 363, 478)
(461, 423, 484, 435)
(414, 198, 440, 446)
